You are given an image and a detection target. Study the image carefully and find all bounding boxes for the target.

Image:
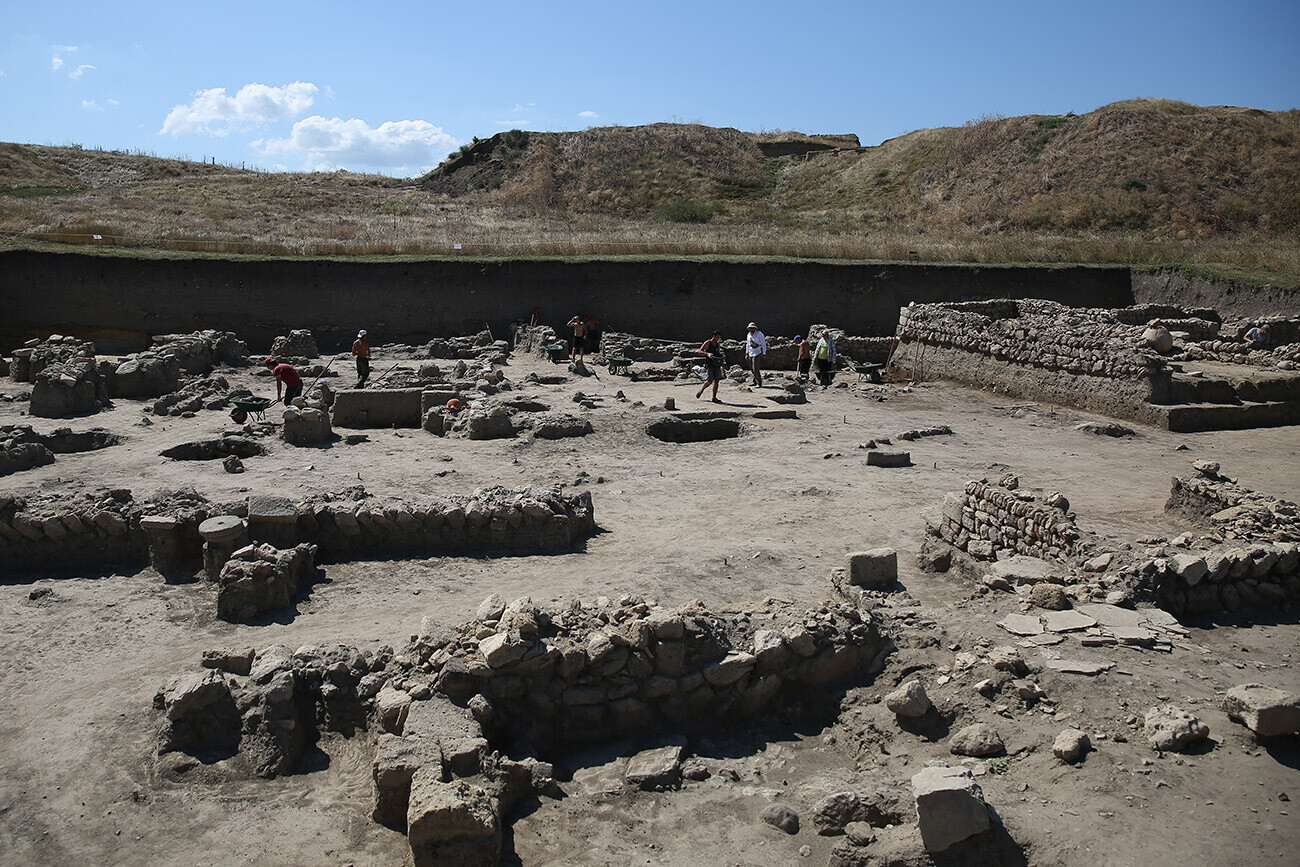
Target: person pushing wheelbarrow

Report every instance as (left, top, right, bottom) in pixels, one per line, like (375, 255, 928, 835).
(265, 357, 303, 405)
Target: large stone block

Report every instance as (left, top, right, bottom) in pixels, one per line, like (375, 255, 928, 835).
(1224, 684, 1300, 737)
(406, 770, 501, 867)
(332, 387, 425, 428)
(847, 548, 898, 588)
(911, 766, 990, 853)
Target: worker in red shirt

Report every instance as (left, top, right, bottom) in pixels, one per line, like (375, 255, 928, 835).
(264, 357, 303, 405)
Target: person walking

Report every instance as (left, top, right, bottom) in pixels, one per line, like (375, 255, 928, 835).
(745, 322, 768, 387)
(696, 330, 725, 403)
(794, 334, 812, 382)
(352, 329, 371, 388)
(265, 357, 304, 405)
(567, 314, 588, 361)
(814, 330, 838, 387)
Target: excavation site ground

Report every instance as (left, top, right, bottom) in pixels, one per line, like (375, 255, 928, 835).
(1, 285, 1298, 866)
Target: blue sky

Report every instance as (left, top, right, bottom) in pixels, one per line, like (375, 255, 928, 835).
(3, 0, 1297, 177)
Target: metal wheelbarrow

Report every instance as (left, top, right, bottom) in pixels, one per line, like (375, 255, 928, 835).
(229, 396, 274, 424)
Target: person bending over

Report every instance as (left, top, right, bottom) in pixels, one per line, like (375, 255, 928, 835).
(265, 357, 303, 405)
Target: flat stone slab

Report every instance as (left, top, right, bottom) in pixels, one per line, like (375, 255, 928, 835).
(1044, 658, 1113, 676)
(247, 495, 298, 524)
(1043, 610, 1097, 633)
(1074, 603, 1146, 628)
(139, 515, 179, 531)
(986, 555, 1067, 586)
(199, 515, 247, 543)
(998, 614, 1043, 636)
(624, 740, 685, 789)
(572, 758, 629, 796)
(1108, 626, 1157, 646)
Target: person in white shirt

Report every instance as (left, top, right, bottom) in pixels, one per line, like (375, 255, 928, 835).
(745, 322, 768, 387)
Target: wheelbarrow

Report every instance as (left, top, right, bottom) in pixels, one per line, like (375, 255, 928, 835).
(544, 343, 568, 363)
(229, 396, 274, 424)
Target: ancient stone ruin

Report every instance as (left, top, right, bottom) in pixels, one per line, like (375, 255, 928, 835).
(895, 299, 1300, 430)
(156, 588, 893, 866)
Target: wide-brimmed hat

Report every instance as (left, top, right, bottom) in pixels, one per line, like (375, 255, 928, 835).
(747, 322, 757, 329)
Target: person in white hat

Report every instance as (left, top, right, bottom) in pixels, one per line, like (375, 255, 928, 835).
(745, 322, 768, 387)
(352, 329, 371, 388)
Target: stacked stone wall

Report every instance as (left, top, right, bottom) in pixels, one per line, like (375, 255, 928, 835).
(0, 491, 149, 572)
(893, 299, 1180, 423)
(408, 594, 891, 747)
(0, 485, 596, 575)
(157, 590, 894, 866)
(295, 486, 594, 558)
(936, 481, 1083, 561)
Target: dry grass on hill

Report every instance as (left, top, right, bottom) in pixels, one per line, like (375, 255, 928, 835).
(1, 101, 1298, 279)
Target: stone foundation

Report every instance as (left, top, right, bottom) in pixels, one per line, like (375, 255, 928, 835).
(0, 486, 596, 575)
(155, 589, 894, 866)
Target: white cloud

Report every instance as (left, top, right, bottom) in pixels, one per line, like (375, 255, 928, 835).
(69, 64, 95, 80)
(494, 119, 530, 126)
(578, 110, 599, 118)
(258, 115, 458, 173)
(513, 102, 535, 112)
(161, 81, 319, 136)
(81, 98, 118, 111)
(52, 45, 77, 72)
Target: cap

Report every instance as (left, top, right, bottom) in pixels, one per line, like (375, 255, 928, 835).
(358, 329, 367, 338)
(794, 334, 803, 341)
(264, 357, 276, 368)
(747, 322, 758, 329)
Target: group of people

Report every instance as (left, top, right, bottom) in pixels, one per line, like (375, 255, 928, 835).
(696, 323, 841, 401)
(268, 315, 855, 411)
(261, 328, 372, 408)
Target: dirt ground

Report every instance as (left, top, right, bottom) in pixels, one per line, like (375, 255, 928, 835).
(0, 349, 1297, 866)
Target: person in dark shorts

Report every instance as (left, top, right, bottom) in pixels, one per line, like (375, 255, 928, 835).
(696, 330, 725, 402)
(794, 334, 811, 381)
(352, 329, 371, 388)
(567, 314, 588, 360)
(265, 357, 303, 405)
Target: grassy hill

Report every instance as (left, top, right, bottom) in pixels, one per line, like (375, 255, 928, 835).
(1, 100, 1297, 277)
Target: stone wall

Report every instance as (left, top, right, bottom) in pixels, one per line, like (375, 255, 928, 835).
(935, 480, 1083, 561)
(894, 299, 1175, 424)
(924, 469, 1300, 617)
(0, 485, 596, 575)
(156, 588, 894, 866)
(1140, 472, 1300, 615)
(408, 592, 892, 748)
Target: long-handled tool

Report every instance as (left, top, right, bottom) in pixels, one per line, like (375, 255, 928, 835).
(370, 360, 404, 386)
(304, 354, 342, 393)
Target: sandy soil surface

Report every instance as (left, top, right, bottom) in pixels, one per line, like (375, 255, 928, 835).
(0, 349, 1297, 866)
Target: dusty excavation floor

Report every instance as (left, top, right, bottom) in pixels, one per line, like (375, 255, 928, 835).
(0, 352, 1297, 866)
